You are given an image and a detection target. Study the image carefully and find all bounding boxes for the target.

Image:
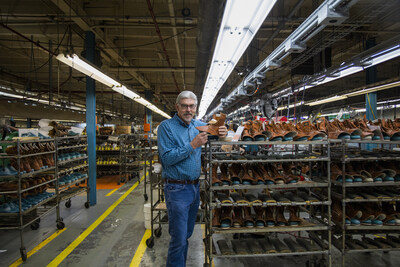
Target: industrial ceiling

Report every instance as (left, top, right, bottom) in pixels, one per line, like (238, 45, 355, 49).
(0, 0, 399, 123)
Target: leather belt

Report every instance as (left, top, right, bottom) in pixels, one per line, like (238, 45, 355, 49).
(164, 178, 199, 185)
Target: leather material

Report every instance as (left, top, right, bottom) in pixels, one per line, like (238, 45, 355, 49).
(219, 163, 231, 185)
(195, 113, 226, 135)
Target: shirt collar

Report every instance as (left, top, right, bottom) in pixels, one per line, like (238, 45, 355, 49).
(174, 113, 194, 128)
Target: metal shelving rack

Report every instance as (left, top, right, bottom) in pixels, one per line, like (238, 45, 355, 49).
(0, 138, 59, 261)
(330, 139, 400, 266)
(203, 140, 332, 267)
(95, 135, 124, 184)
(55, 136, 89, 210)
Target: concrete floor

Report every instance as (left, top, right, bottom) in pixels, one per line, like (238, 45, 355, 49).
(1, 174, 400, 267)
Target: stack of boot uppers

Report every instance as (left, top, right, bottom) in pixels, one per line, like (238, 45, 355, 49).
(48, 121, 70, 137)
(196, 113, 226, 140)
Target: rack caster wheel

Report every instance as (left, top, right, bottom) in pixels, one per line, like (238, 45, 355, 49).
(20, 248, 27, 262)
(57, 221, 65, 230)
(146, 237, 154, 248)
(85, 202, 90, 209)
(65, 200, 71, 208)
(155, 227, 162, 237)
(144, 194, 148, 201)
(30, 220, 40, 230)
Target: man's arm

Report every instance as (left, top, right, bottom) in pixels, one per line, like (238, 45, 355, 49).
(157, 123, 194, 167)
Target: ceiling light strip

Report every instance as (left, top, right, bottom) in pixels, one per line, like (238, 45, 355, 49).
(56, 53, 170, 119)
(198, 0, 277, 118)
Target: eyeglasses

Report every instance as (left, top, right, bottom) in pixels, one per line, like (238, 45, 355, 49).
(179, 104, 197, 110)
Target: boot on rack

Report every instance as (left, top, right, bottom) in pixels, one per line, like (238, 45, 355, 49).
(232, 207, 243, 228)
(300, 121, 326, 141)
(228, 163, 243, 185)
(264, 206, 276, 227)
(251, 164, 265, 185)
(283, 122, 309, 141)
(211, 164, 221, 186)
(263, 122, 284, 141)
(252, 120, 268, 141)
(243, 207, 254, 228)
(254, 206, 265, 228)
(219, 163, 231, 185)
(275, 206, 287, 226)
(212, 208, 221, 228)
(220, 207, 232, 229)
(241, 120, 254, 141)
(241, 164, 257, 185)
(257, 163, 275, 184)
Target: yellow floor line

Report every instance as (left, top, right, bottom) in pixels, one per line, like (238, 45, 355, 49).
(129, 229, 152, 267)
(201, 224, 215, 267)
(105, 188, 118, 197)
(47, 173, 147, 267)
(9, 228, 67, 267)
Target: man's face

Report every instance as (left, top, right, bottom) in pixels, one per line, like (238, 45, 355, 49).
(176, 98, 197, 124)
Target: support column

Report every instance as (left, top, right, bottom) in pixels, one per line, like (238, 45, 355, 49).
(366, 38, 377, 121)
(85, 31, 97, 206)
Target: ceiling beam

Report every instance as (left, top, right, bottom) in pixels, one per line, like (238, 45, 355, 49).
(108, 67, 194, 73)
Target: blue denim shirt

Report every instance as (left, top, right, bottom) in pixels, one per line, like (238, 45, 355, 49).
(157, 114, 206, 181)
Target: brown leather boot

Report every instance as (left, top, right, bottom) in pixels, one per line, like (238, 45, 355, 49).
(283, 122, 309, 141)
(264, 122, 284, 141)
(22, 158, 32, 173)
(196, 113, 226, 136)
(288, 206, 301, 226)
(251, 164, 265, 184)
(220, 207, 232, 229)
(273, 121, 297, 141)
(266, 164, 286, 184)
(212, 208, 221, 227)
(322, 118, 350, 139)
(220, 163, 231, 185)
(242, 164, 257, 185)
(211, 164, 222, 186)
(29, 157, 41, 171)
(241, 120, 254, 141)
(229, 163, 243, 185)
(232, 207, 243, 227)
(254, 206, 265, 228)
(257, 163, 275, 184)
(332, 119, 362, 140)
(299, 121, 326, 141)
(265, 207, 276, 227)
(243, 207, 254, 228)
(276, 207, 288, 226)
(252, 120, 267, 141)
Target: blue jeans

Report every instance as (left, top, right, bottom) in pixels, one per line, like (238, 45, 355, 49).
(164, 182, 200, 267)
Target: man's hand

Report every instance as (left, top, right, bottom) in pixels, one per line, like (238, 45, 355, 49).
(218, 126, 228, 137)
(190, 132, 208, 149)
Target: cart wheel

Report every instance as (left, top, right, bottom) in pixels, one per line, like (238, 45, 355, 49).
(85, 202, 90, 208)
(146, 237, 154, 248)
(57, 221, 65, 230)
(65, 200, 71, 208)
(30, 221, 40, 230)
(155, 227, 162, 237)
(144, 194, 148, 201)
(20, 248, 27, 262)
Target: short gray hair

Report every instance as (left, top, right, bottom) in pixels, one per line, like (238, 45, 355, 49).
(176, 91, 198, 105)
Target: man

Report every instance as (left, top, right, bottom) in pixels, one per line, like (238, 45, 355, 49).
(157, 91, 227, 267)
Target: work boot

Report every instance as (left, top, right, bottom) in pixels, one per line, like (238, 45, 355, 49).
(252, 120, 267, 141)
(241, 120, 254, 141)
(220, 163, 231, 185)
(196, 113, 226, 136)
(211, 164, 222, 186)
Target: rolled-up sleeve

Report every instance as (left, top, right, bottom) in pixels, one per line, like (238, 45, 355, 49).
(157, 122, 194, 167)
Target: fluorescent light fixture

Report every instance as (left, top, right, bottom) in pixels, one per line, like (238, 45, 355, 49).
(56, 53, 121, 88)
(277, 101, 304, 111)
(198, 0, 277, 118)
(307, 95, 347, 106)
(344, 80, 400, 97)
(56, 53, 170, 119)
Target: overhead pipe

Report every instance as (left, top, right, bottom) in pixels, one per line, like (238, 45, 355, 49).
(146, 0, 181, 92)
